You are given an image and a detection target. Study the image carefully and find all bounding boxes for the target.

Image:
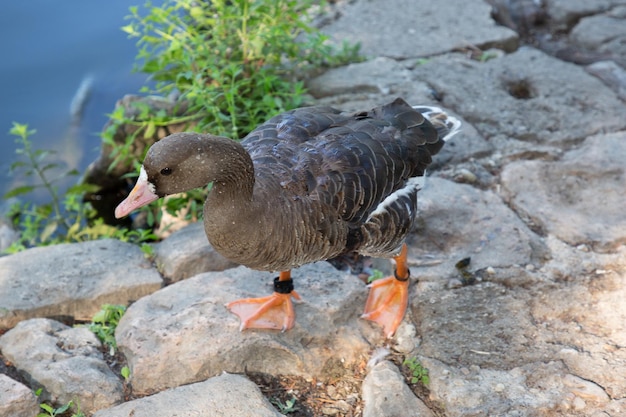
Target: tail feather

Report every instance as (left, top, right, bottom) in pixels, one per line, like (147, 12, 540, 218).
(413, 106, 462, 142)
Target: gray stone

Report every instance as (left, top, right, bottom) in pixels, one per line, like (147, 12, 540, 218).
(412, 47, 626, 153)
(408, 177, 545, 278)
(308, 58, 438, 118)
(93, 373, 282, 417)
(307, 57, 413, 98)
(424, 358, 573, 416)
(152, 222, 238, 283)
(116, 262, 375, 395)
(0, 318, 124, 414)
(570, 14, 626, 58)
(413, 232, 626, 415)
(563, 374, 610, 403)
(322, 0, 518, 59)
(545, 0, 616, 29)
(0, 374, 39, 417)
(0, 239, 163, 329)
(362, 361, 434, 417)
(500, 131, 626, 251)
(429, 118, 495, 170)
(586, 60, 626, 101)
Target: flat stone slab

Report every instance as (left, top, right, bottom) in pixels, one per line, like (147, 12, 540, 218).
(322, 0, 518, 59)
(412, 47, 626, 152)
(500, 131, 626, 251)
(0, 239, 163, 329)
(408, 177, 546, 277)
(93, 373, 282, 417)
(0, 318, 124, 414)
(116, 262, 376, 395)
(412, 235, 626, 415)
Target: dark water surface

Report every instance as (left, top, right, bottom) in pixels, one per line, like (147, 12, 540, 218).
(0, 1, 150, 203)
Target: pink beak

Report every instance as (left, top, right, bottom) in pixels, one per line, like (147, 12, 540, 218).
(114, 169, 159, 218)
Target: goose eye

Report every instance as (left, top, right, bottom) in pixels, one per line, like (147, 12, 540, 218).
(160, 167, 172, 176)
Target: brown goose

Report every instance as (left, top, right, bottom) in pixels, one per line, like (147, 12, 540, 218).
(115, 98, 460, 337)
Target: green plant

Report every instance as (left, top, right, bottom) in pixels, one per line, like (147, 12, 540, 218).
(403, 356, 430, 386)
(34, 391, 85, 417)
(37, 401, 85, 417)
(88, 304, 127, 355)
(121, 365, 131, 381)
(140, 242, 155, 259)
(271, 396, 299, 414)
(367, 269, 385, 283)
(121, 0, 358, 140)
(3, 123, 158, 253)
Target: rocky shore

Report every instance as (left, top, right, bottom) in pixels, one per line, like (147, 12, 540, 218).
(1, 0, 625, 416)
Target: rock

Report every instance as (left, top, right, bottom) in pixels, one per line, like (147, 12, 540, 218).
(308, 58, 438, 117)
(92, 373, 282, 417)
(412, 47, 626, 153)
(0, 374, 40, 417)
(416, 280, 542, 369)
(116, 262, 375, 395)
(152, 222, 238, 283)
(322, 0, 518, 59)
(0, 239, 163, 329)
(393, 323, 418, 354)
(307, 57, 413, 98)
(500, 131, 626, 251)
(586, 60, 626, 101)
(429, 116, 495, 169)
(424, 358, 574, 416)
(408, 177, 545, 279)
(563, 374, 610, 403)
(0, 318, 124, 414)
(544, 0, 615, 29)
(486, 0, 547, 35)
(362, 361, 434, 417)
(570, 14, 626, 59)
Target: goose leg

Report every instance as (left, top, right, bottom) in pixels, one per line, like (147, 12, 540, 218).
(226, 270, 301, 332)
(361, 244, 410, 338)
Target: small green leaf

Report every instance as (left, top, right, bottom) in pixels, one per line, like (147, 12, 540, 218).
(121, 366, 131, 380)
(56, 401, 72, 414)
(3, 185, 36, 199)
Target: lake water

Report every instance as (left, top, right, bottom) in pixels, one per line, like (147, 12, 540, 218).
(0, 0, 151, 204)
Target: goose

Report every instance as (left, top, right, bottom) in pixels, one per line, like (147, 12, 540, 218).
(115, 98, 460, 337)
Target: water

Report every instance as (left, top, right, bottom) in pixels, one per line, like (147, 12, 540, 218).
(0, 0, 151, 204)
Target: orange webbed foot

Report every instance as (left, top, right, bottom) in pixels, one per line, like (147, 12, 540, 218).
(226, 271, 301, 332)
(361, 276, 409, 338)
(361, 244, 411, 338)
